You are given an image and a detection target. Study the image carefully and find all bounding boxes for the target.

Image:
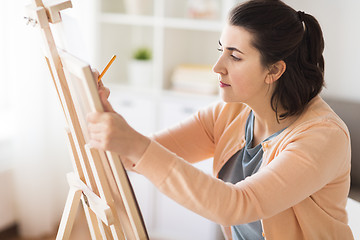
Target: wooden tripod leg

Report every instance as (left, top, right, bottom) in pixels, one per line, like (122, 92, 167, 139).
(55, 181, 109, 240)
(99, 221, 114, 240)
(56, 187, 82, 240)
(64, 131, 108, 240)
(81, 198, 103, 240)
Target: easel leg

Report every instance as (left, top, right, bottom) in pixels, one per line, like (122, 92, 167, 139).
(56, 187, 82, 240)
(56, 187, 110, 240)
(99, 221, 114, 240)
(81, 199, 103, 240)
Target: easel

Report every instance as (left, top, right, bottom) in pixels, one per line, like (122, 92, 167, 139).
(24, 1, 149, 239)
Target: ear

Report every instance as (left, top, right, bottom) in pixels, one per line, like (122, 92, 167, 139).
(265, 60, 286, 84)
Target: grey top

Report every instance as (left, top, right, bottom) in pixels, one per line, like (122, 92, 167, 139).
(218, 111, 285, 240)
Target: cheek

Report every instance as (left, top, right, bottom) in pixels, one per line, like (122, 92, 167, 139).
(230, 67, 258, 89)
(230, 66, 268, 95)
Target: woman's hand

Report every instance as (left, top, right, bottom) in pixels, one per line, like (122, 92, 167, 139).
(86, 77, 150, 165)
(87, 111, 150, 165)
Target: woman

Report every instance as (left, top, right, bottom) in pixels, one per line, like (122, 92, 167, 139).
(87, 0, 354, 239)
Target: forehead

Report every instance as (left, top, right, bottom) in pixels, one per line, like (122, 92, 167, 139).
(220, 24, 255, 51)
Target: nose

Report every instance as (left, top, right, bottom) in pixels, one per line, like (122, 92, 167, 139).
(212, 54, 226, 76)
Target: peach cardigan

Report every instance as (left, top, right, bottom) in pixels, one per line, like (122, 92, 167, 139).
(132, 96, 354, 239)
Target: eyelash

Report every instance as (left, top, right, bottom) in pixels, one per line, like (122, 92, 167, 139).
(231, 55, 241, 61)
(217, 48, 241, 61)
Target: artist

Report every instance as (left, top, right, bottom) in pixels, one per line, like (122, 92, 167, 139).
(87, 0, 354, 239)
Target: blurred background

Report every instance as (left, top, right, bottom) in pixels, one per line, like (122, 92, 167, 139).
(0, 0, 359, 239)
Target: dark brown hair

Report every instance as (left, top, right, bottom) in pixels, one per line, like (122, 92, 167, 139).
(229, 0, 325, 119)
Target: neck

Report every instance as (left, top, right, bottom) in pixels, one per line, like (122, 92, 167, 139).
(249, 101, 297, 146)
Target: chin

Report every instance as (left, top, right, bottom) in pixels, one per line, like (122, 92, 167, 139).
(220, 95, 235, 103)
(219, 90, 232, 102)
(220, 92, 246, 104)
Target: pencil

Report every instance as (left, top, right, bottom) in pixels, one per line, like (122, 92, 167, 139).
(98, 55, 116, 82)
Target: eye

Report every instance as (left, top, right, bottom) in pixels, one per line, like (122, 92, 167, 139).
(217, 48, 223, 53)
(231, 55, 241, 61)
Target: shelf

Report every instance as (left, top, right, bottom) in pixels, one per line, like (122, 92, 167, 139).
(97, 1, 225, 99)
(106, 83, 219, 102)
(163, 17, 223, 32)
(161, 89, 220, 102)
(100, 13, 223, 32)
(100, 13, 158, 26)
(107, 83, 162, 96)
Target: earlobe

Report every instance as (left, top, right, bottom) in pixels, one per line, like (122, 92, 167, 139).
(265, 60, 286, 84)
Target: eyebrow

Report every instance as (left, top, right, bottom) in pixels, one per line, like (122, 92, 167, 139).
(218, 40, 245, 55)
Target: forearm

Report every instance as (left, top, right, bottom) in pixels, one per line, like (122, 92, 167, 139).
(151, 113, 215, 164)
(132, 140, 263, 226)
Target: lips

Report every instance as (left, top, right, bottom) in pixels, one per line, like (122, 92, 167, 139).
(219, 81, 231, 87)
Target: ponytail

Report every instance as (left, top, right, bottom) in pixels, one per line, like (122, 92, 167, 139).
(299, 12, 325, 93)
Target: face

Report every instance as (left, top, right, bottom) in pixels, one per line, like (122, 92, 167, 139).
(213, 24, 271, 105)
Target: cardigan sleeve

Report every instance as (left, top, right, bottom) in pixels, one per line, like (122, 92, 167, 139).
(133, 119, 350, 226)
(151, 101, 223, 164)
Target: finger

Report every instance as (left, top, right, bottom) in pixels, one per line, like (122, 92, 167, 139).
(92, 68, 100, 80)
(88, 139, 105, 151)
(86, 111, 104, 123)
(98, 79, 104, 88)
(88, 130, 107, 142)
(100, 96, 115, 113)
(99, 87, 110, 99)
(87, 122, 107, 134)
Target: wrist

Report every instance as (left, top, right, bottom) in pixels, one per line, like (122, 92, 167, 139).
(128, 134, 151, 165)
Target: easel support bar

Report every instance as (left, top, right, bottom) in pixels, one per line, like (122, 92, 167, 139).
(44, 0, 72, 23)
(25, 0, 72, 26)
(67, 172, 114, 226)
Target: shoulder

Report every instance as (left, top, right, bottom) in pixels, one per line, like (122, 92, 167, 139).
(289, 96, 350, 138)
(273, 96, 351, 168)
(266, 96, 351, 177)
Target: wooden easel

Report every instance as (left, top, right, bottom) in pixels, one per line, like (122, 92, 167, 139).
(24, 1, 149, 239)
